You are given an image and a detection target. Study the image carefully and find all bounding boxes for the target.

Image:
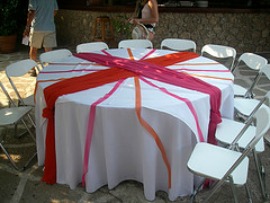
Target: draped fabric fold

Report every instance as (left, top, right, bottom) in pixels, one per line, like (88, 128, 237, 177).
(41, 51, 221, 185)
(42, 68, 136, 184)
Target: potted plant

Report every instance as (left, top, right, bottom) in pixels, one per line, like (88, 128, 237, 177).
(0, 0, 19, 53)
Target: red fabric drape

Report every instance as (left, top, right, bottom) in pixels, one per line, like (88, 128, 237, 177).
(42, 68, 136, 184)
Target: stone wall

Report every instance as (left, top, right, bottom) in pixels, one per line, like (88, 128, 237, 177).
(55, 9, 270, 53)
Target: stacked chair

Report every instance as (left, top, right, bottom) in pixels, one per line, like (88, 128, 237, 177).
(191, 44, 270, 202)
(234, 64, 270, 120)
(232, 53, 268, 98)
(187, 105, 270, 202)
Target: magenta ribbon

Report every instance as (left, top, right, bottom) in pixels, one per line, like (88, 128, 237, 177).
(140, 77, 204, 142)
(82, 79, 125, 186)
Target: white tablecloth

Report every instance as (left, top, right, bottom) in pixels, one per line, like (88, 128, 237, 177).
(35, 48, 234, 201)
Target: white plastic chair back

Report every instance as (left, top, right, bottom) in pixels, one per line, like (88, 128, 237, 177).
(248, 64, 270, 95)
(161, 38, 197, 52)
(76, 42, 109, 53)
(5, 59, 37, 77)
(118, 39, 153, 49)
(233, 54, 268, 98)
(233, 52, 268, 72)
(39, 49, 72, 63)
(201, 44, 236, 70)
(259, 64, 270, 79)
(5, 59, 37, 106)
(248, 106, 270, 149)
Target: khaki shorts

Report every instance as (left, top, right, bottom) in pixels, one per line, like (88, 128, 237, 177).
(29, 31, 57, 49)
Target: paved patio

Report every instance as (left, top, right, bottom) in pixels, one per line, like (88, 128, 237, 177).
(0, 44, 270, 203)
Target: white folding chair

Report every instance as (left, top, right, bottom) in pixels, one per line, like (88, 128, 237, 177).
(161, 38, 197, 52)
(234, 65, 270, 120)
(201, 44, 237, 70)
(5, 59, 37, 107)
(216, 95, 270, 200)
(118, 39, 153, 49)
(187, 106, 270, 203)
(0, 82, 36, 171)
(76, 42, 109, 53)
(39, 48, 73, 69)
(232, 53, 268, 98)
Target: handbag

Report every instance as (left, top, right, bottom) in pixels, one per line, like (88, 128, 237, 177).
(132, 23, 150, 40)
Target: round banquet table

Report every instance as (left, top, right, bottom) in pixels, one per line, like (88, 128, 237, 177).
(35, 48, 234, 201)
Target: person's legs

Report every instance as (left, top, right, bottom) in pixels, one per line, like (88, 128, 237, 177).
(44, 47, 52, 52)
(43, 32, 57, 52)
(29, 31, 43, 61)
(29, 31, 44, 76)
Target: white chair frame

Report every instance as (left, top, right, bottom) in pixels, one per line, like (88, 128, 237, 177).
(5, 59, 37, 107)
(232, 53, 268, 98)
(217, 91, 270, 200)
(234, 65, 270, 120)
(161, 38, 197, 52)
(76, 42, 109, 53)
(187, 106, 270, 203)
(201, 44, 237, 70)
(118, 39, 153, 49)
(0, 82, 36, 171)
(39, 49, 73, 69)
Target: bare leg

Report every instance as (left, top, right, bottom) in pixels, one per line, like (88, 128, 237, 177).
(29, 46, 38, 61)
(29, 46, 38, 76)
(44, 47, 52, 52)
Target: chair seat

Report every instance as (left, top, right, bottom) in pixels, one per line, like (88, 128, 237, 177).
(234, 97, 268, 117)
(187, 142, 249, 185)
(216, 118, 264, 152)
(233, 84, 249, 97)
(21, 95, 35, 107)
(0, 106, 32, 125)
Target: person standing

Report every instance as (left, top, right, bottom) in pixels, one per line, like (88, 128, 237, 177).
(129, 0, 159, 40)
(23, 0, 58, 64)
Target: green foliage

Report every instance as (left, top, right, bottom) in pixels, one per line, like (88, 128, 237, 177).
(0, 0, 19, 35)
(112, 15, 133, 39)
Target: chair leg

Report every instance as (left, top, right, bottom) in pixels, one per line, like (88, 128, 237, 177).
(27, 113, 36, 128)
(0, 142, 37, 171)
(0, 118, 36, 171)
(22, 151, 37, 170)
(21, 118, 35, 142)
(189, 178, 206, 203)
(252, 150, 269, 200)
(244, 183, 253, 203)
(202, 179, 226, 203)
(228, 176, 239, 203)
